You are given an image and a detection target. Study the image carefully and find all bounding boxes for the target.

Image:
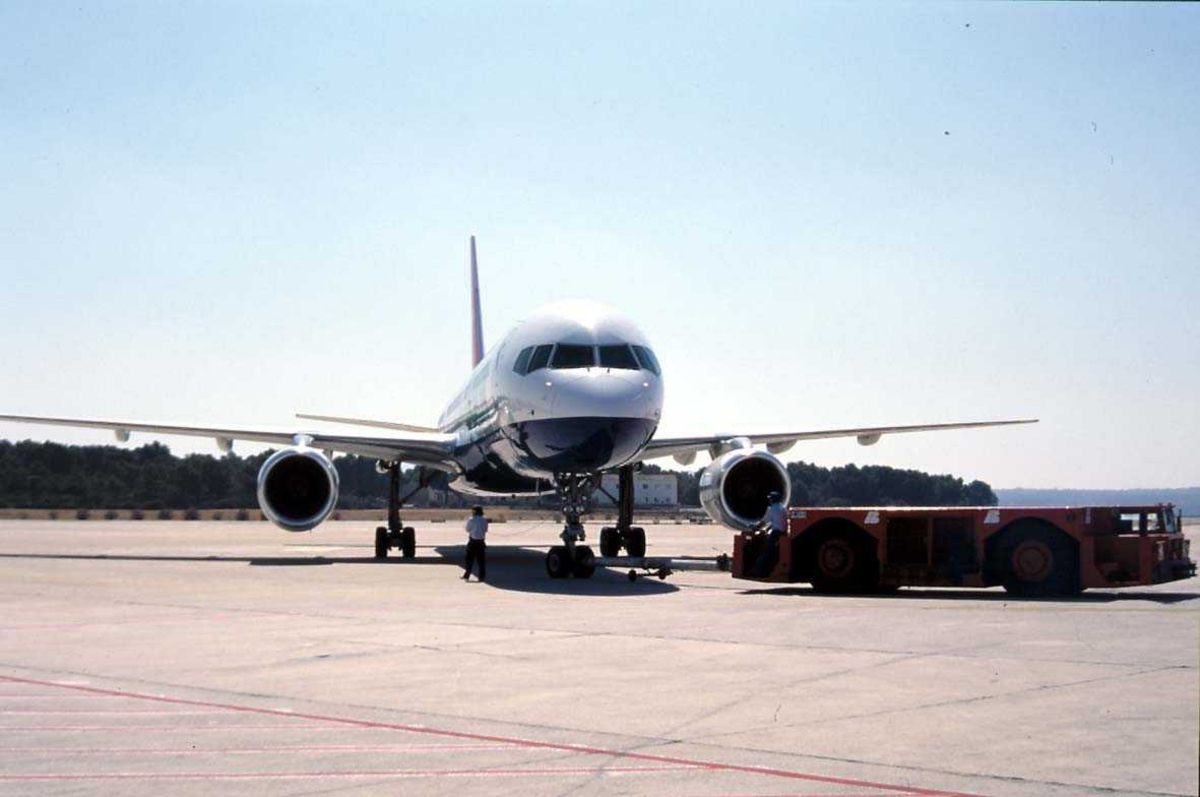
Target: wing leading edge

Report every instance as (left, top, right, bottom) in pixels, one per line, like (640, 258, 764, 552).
(0, 413, 460, 472)
(642, 418, 1038, 465)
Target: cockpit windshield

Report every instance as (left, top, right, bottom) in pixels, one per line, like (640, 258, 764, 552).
(526, 344, 553, 373)
(551, 344, 595, 369)
(631, 345, 661, 376)
(598, 345, 639, 370)
(514, 343, 661, 375)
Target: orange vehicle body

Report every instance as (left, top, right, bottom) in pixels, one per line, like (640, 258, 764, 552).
(732, 504, 1195, 595)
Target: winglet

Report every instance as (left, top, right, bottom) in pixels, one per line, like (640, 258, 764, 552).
(470, 235, 484, 367)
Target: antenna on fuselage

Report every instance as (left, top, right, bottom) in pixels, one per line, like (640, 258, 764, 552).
(470, 235, 484, 368)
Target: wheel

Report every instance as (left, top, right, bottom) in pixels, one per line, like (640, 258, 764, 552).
(599, 527, 620, 558)
(625, 527, 647, 558)
(809, 531, 876, 593)
(401, 527, 416, 559)
(573, 546, 596, 578)
(998, 523, 1079, 597)
(545, 546, 573, 578)
(374, 526, 389, 559)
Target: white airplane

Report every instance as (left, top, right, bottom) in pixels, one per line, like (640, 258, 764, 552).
(0, 238, 1035, 578)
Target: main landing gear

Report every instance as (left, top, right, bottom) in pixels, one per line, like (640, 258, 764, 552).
(374, 462, 421, 560)
(598, 465, 646, 558)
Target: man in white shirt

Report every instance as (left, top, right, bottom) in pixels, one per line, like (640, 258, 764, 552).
(463, 505, 488, 582)
(752, 491, 788, 577)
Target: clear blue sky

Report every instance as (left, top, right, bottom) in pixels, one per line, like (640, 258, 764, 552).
(1, 2, 1197, 489)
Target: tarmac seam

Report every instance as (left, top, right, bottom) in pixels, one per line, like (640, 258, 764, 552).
(403, 618, 1197, 672)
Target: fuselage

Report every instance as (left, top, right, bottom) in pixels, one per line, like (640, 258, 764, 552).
(436, 300, 664, 495)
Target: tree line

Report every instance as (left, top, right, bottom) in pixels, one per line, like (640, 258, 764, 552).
(1, 439, 996, 510)
(0, 440, 418, 510)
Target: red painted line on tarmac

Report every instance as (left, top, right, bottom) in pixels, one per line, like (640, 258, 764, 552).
(0, 694, 118, 699)
(0, 616, 195, 632)
(0, 710, 227, 715)
(0, 765, 702, 781)
(0, 675, 979, 797)
(0, 743, 522, 754)
(0, 724, 355, 732)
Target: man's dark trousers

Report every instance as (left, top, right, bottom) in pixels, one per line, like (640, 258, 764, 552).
(464, 539, 487, 580)
(752, 530, 783, 577)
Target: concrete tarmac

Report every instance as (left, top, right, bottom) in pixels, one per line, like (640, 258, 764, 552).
(0, 518, 1196, 797)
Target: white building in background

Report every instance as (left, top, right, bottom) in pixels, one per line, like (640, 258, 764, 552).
(594, 473, 678, 506)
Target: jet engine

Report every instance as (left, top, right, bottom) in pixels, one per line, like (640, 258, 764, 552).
(256, 447, 340, 532)
(699, 447, 791, 530)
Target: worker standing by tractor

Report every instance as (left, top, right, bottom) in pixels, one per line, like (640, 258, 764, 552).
(752, 491, 788, 577)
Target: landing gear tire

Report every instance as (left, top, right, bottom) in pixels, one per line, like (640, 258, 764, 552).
(374, 527, 389, 559)
(401, 526, 416, 559)
(625, 527, 647, 558)
(546, 546, 573, 579)
(599, 527, 620, 558)
(572, 546, 596, 578)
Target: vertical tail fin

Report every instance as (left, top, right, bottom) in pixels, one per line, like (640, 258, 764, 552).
(469, 235, 484, 367)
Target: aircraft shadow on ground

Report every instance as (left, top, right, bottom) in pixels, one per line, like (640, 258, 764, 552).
(430, 544, 678, 596)
(0, 545, 677, 597)
(738, 585, 1200, 604)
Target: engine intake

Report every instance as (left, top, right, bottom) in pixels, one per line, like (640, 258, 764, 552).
(699, 448, 791, 530)
(256, 447, 339, 532)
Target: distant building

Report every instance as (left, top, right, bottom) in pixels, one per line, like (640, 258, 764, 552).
(594, 473, 678, 507)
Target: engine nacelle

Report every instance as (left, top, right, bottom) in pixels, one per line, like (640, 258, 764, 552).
(699, 448, 791, 530)
(256, 447, 340, 532)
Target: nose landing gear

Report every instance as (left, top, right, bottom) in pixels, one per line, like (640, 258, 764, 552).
(546, 473, 599, 579)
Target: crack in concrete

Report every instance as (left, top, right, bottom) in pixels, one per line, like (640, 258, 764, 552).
(684, 664, 1191, 743)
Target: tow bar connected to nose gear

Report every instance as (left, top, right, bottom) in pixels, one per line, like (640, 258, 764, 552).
(609, 553, 732, 582)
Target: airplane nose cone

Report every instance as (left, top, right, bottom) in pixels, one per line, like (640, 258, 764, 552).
(514, 416, 658, 472)
(549, 371, 658, 420)
(508, 371, 662, 471)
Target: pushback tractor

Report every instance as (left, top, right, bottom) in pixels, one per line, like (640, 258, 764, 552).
(733, 504, 1194, 596)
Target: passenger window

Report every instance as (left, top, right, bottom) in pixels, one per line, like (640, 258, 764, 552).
(551, 344, 595, 369)
(527, 344, 553, 373)
(598, 345, 639, 370)
(513, 346, 533, 375)
(631, 345, 661, 376)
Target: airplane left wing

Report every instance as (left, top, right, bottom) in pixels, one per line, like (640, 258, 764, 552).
(642, 418, 1038, 465)
(0, 413, 460, 472)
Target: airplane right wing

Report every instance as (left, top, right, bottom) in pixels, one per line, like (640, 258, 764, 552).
(641, 418, 1038, 465)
